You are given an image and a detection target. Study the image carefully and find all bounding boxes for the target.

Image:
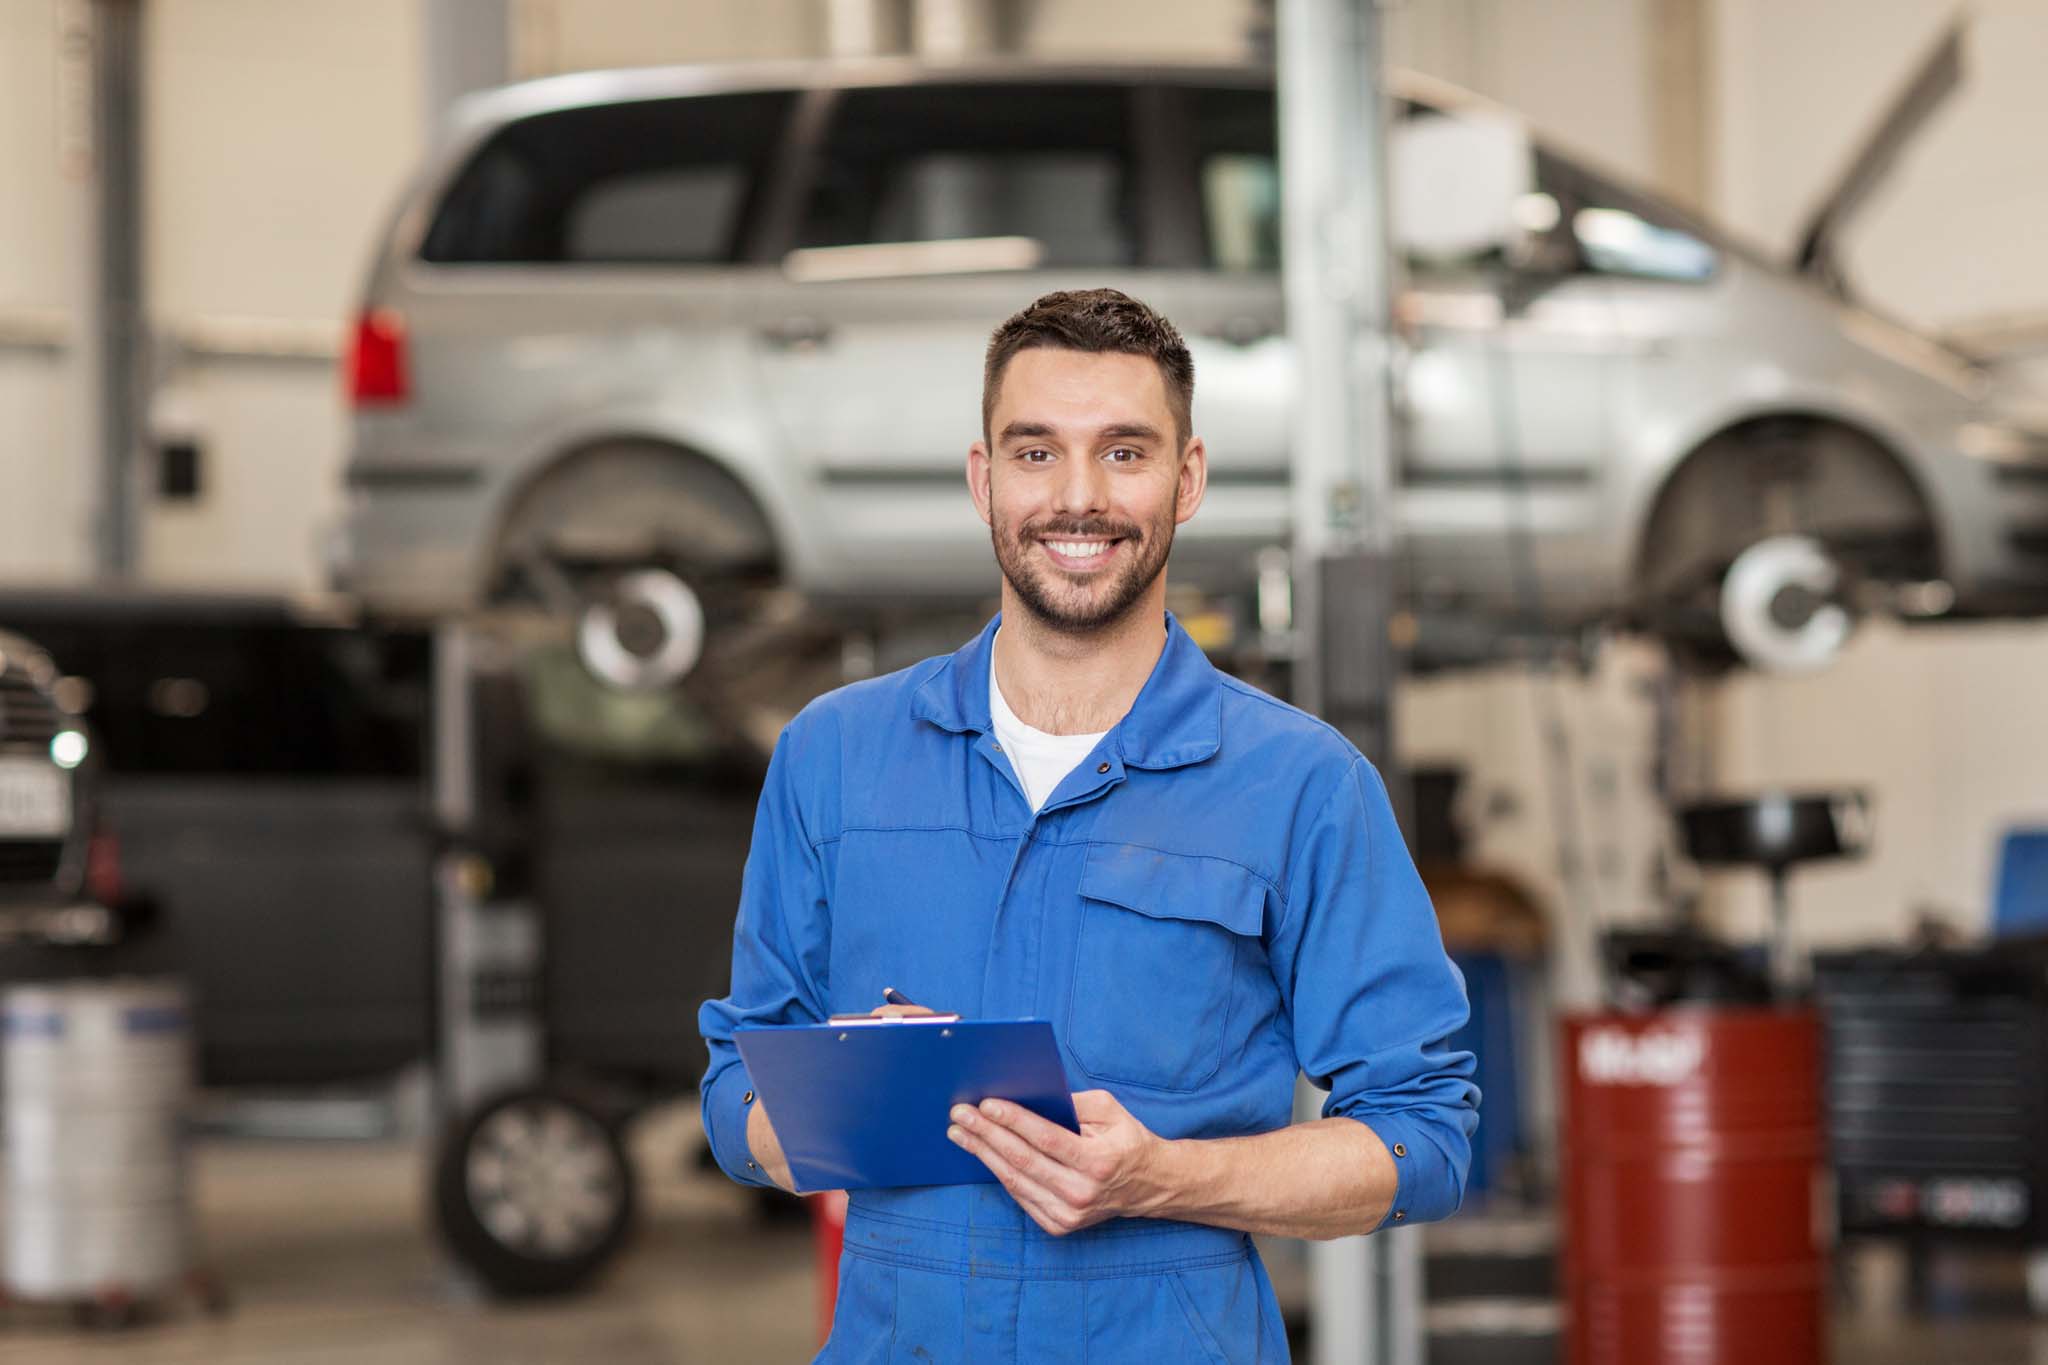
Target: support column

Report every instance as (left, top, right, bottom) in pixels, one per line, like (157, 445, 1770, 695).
(1278, 1, 1422, 1362)
(425, 0, 511, 134)
(62, 0, 143, 580)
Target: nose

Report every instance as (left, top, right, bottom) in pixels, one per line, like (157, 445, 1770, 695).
(1051, 453, 1109, 519)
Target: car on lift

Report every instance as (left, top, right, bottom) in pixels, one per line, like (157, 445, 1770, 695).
(335, 36, 2048, 703)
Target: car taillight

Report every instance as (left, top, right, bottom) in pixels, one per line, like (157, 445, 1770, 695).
(85, 827, 123, 907)
(347, 308, 410, 406)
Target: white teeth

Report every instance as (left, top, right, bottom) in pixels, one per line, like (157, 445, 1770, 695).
(1047, 540, 1108, 559)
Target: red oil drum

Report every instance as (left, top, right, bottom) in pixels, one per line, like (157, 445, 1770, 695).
(809, 1189, 849, 1344)
(1560, 1007, 1826, 1365)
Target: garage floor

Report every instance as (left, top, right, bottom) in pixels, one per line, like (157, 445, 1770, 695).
(3, 1120, 2044, 1364)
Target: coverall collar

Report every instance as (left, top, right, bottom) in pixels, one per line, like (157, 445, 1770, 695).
(911, 611, 1222, 771)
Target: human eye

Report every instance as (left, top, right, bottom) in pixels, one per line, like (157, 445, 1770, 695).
(1018, 447, 1056, 464)
(1103, 446, 1143, 464)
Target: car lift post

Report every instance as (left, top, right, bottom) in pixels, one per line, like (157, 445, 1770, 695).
(430, 622, 546, 1126)
(1278, 1, 1423, 1362)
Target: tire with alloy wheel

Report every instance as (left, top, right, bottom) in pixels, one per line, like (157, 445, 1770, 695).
(432, 1085, 636, 1298)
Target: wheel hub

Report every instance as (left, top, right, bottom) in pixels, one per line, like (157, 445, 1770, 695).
(466, 1102, 620, 1259)
(576, 567, 707, 691)
(1720, 535, 1854, 673)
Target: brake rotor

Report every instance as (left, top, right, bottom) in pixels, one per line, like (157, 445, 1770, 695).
(576, 568, 706, 692)
(1719, 535, 1854, 674)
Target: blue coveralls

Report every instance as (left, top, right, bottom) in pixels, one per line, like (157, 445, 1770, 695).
(700, 614, 1479, 1363)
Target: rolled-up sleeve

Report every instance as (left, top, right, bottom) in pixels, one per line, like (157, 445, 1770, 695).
(1272, 757, 1479, 1228)
(698, 720, 835, 1188)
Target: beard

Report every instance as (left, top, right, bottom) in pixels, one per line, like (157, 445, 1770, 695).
(990, 506, 1175, 635)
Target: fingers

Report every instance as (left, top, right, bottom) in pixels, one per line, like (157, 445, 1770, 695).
(951, 1104, 1095, 1205)
(868, 1004, 937, 1018)
(947, 1120, 1088, 1236)
(970, 1098, 1088, 1166)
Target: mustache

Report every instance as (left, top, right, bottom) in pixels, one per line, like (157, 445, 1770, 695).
(1020, 517, 1141, 541)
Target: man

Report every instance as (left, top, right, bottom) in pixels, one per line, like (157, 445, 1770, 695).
(700, 288, 1477, 1362)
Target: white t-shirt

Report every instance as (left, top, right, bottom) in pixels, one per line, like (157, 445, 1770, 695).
(989, 644, 1109, 813)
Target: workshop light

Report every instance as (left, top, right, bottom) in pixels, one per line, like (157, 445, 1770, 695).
(346, 308, 410, 406)
(51, 730, 88, 769)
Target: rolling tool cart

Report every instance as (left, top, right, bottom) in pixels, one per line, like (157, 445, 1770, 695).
(425, 624, 769, 1298)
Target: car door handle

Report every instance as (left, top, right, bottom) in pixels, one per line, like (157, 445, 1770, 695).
(759, 316, 834, 350)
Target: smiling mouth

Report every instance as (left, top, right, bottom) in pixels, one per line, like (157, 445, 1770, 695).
(1039, 537, 1124, 570)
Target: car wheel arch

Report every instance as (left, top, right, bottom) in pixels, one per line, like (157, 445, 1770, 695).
(1628, 410, 1947, 605)
(480, 435, 786, 602)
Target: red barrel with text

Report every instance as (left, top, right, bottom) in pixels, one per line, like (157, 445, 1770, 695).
(1560, 1008, 1826, 1365)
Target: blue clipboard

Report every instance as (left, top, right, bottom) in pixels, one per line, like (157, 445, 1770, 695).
(733, 1018, 1079, 1192)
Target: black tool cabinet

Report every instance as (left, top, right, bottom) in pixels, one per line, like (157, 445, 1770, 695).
(1814, 945, 2048, 1246)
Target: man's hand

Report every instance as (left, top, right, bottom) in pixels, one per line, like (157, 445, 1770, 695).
(947, 1089, 1169, 1236)
(746, 1099, 796, 1192)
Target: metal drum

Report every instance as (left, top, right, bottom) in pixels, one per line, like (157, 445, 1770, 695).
(1561, 1007, 1826, 1365)
(3, 978, 193, 1299)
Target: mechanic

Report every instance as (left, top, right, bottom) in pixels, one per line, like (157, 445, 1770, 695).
(699, 288, 1478, 1362)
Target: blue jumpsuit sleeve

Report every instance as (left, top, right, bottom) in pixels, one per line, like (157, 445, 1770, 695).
(1272, 757, 1479, 1227)
(697, 721, 835, 1188)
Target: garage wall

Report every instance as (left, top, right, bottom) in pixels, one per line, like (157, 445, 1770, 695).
(139, 0, 423, 594)
(1014, 0, 1256, 59)
(509, 0, 818, 75)
(1709, 620, 2048, 949)
(1388, 0, 1659, 188)
(1398, 642, 1680, 1008)
(1714, 0, 2048, 334)
(0, 0, 92, 585)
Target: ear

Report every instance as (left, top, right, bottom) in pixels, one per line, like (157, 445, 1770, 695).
(1174, 435, 1208, 526)
(967, 440, 994, 528)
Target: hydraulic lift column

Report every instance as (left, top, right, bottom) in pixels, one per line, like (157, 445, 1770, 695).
(431, 623, 546, 1123)
(1277, 1, 1420, 1362)
(420, 2, 537, 1134)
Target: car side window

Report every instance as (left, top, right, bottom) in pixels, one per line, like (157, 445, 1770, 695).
(1185, 85, 1281, 273)
(795, 83, 1137, 268)
(1541, 155, 1719, 283)
(1569, 200, 1718, 282)
(420, 90, 796, 265)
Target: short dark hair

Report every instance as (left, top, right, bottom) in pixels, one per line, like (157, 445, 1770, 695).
(982, 289, 1195, 448)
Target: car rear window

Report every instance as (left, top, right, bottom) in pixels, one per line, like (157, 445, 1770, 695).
(797, 83, 1138, 268)
(420, 90, 796, 265)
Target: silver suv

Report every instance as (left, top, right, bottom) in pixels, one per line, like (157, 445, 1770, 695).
(337, 57, 2048, 684)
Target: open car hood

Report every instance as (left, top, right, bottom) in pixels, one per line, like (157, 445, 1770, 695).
(1795, 19, 1965, 294)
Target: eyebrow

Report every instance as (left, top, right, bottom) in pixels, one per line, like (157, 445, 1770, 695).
(997, 420, 1165, 444)
(1098, 422, 1164, 442)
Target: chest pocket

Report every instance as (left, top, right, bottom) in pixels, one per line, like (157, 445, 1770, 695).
(1067, 843, 1268, 1093)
